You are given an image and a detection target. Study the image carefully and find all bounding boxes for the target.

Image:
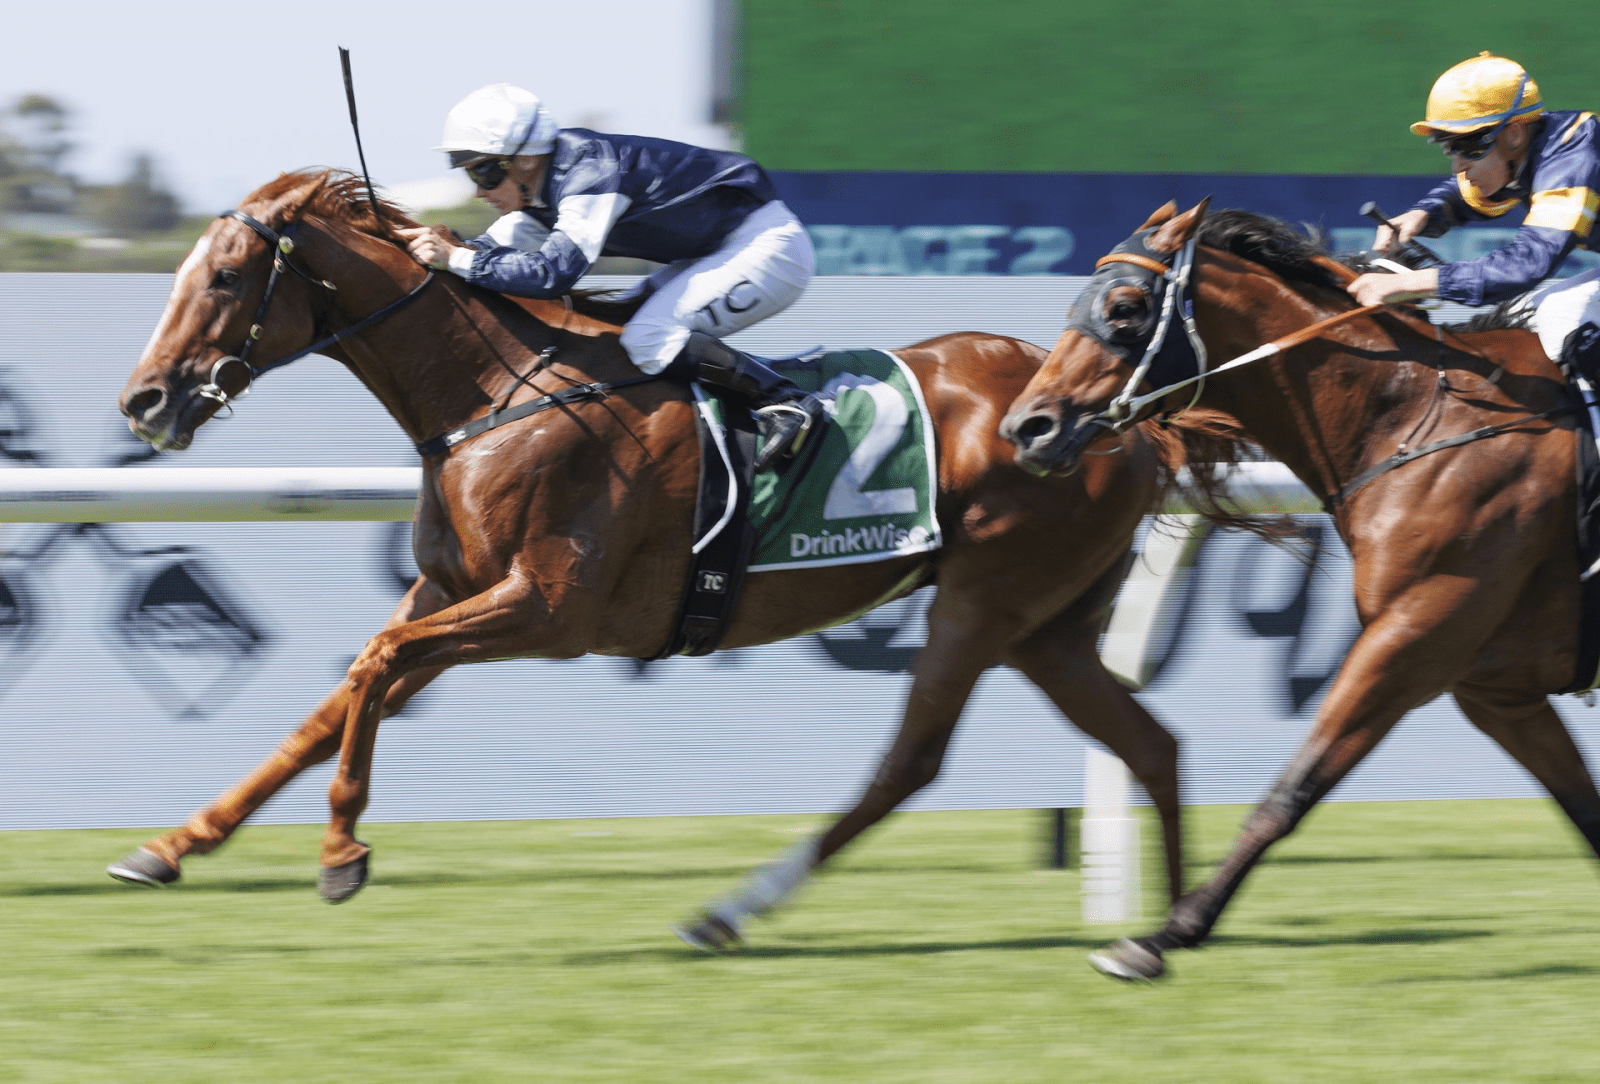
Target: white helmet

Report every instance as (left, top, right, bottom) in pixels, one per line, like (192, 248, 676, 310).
(436, 84, 559, 166)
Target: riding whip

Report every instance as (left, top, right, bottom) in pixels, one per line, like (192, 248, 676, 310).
(1359, 201, 1444, 269)
(338, 46, 386, 228)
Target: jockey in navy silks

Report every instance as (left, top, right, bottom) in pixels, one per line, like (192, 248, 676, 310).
(1347, 53, 1600, 373)
(397, 84, 822, 471)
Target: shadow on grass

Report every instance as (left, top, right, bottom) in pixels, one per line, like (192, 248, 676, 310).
(1210, 926, 1493, 948)
(0, 859, 1038, 899)
(1374, 962, 1600, 984)
(88, 942, 324, 960)
(566, 933, 1109, 965)
(1257, 850, 1586, 866)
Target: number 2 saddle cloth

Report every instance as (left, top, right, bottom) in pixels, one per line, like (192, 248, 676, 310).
(698, 348, 941, 573)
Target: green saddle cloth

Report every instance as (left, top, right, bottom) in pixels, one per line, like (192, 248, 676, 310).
(741, 348, 941, 571)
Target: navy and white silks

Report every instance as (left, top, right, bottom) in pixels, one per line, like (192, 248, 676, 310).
(1409, 109, 1600, 359)
(443, 129, 814, 373)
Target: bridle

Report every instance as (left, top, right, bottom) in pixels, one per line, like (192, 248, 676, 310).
(1060, 224, 1387, 461)
(196, 209, 435, 412)
(1052, 226, 1208, 458)
(1069, 220, 1575, 513)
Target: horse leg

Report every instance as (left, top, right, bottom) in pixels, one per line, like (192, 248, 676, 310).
(318, 574, 594, 902)
(1005, 594, 1185, 904)
(1452, 683, 1600, 859)
(674, 591, 1007, 950)
(1090, 596, 1488, 981)
(106, 578, 453, 888)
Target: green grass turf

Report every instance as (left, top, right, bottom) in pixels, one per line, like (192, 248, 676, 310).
(2, 801, 1597, 1082)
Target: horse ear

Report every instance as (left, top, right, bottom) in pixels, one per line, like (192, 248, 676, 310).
(1147, 197, 1212, 253)
(1136, 201, 1180, 231)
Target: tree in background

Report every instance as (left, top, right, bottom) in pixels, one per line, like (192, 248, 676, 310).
(0, 94, 76, 213)
(92, 155, 182, 235)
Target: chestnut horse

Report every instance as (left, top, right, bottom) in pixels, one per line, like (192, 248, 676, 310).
(1002, 200, 1600, 980)
(114, 170, 1184, 947)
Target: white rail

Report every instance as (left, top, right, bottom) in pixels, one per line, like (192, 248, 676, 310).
(0, 461, 1317, 524)
(0, 467, 422, 523)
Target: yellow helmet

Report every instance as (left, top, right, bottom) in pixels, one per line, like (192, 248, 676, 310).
(1410, 52, 1544, 137)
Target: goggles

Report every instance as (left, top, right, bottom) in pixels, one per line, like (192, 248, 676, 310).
(1434, 132, 1498, 161)
(462, 158, 511, 190)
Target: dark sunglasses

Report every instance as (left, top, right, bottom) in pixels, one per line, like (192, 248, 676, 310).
(1436, 133, 1497, 162)
(463, 158, 511, 190)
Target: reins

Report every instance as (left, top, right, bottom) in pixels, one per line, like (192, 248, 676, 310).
(201, 204, 659, 458)
(1083, 231, 1577, 510)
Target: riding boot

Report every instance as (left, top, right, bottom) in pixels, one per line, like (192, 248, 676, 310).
(667, 332, 825, 471)
(1564, 323, 1600, 385)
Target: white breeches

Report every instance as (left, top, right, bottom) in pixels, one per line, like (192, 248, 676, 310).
(1523, 267, 1600, 360)
(619, 200, 815, 374)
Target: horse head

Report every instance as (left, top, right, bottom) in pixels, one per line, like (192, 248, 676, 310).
(1001, 199, 1211, 475)
(118, 171, 388, 451)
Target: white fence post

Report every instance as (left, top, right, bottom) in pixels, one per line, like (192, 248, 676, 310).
(1083, 516, 1208, 923)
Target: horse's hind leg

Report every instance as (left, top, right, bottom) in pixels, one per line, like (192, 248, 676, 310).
(107, 578, 453, 888)
(674, 590, 1010, 950)
(1453, 683, 1600, 859)
(1004, 598, 1184, 904)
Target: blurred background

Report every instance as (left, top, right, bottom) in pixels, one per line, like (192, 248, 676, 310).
(3, 0, 1596, 271)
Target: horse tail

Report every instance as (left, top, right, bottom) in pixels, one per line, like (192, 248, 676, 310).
(1140, 412, 1300, 545)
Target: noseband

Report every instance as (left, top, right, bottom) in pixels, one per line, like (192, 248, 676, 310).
(197, 210, 435, 411)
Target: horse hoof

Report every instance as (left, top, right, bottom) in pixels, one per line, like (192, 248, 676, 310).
(107, 848, 180, 888)
(1088, 938, 1166, 982)
(672, 914, 743, 953)
(317, 848, 369, 904)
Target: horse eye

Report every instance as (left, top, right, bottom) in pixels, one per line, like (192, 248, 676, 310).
(210, 268, 241, 290)
(1109, 298, 1145, 321)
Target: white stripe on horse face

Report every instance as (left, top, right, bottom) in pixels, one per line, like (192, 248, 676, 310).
(139, 234, 213, 361)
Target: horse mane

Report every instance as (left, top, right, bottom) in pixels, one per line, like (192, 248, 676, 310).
(1117, 207, 1315, 540)
(243, 169, 422, 234)
(1141, 413, 1296, 542)
(1196, 209, 1351, 292)
(246, 169, 645, 325)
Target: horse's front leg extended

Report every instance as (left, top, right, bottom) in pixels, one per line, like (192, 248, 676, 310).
(108, 577, 454, 888)
(318, 573, 573, 902)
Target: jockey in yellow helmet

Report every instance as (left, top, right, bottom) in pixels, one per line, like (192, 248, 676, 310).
(1348, 53, 1600, 371)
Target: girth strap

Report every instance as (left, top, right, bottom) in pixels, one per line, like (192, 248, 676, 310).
(1323, 405, 1578, 511)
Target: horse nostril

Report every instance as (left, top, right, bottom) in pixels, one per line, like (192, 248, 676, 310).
(1013, 412, 1058, 447)
(123, 386, 167, 422)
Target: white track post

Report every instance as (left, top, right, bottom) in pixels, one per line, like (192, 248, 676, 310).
(1083, 516, 1206, 924)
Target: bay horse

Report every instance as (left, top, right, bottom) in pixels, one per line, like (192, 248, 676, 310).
(1001, 199, 1600, 980)
(114, 169, 1185, 947)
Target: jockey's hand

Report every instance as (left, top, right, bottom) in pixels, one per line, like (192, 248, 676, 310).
(396, 225, 463, 271)
(1347, 268, 1440, 307)
(1371, 208, 1430, 254)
